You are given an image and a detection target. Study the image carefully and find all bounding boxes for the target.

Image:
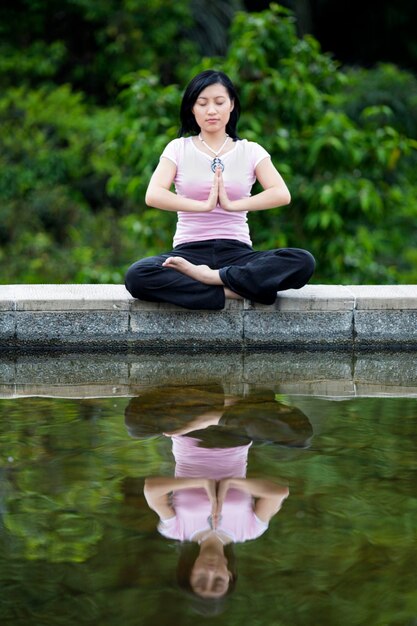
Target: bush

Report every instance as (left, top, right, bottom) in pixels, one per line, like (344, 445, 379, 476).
(1, 3, 416, 284)
(105, 4, 417, 283)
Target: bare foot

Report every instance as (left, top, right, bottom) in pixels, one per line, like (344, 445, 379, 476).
(162, 256, 222, 285)
(224, 287, 243, 300)
(162, 256, 243, 300)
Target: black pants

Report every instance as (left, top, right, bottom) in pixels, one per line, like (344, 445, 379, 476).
(125, 239, 315, 310)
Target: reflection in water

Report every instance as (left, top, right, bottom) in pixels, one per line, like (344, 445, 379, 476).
(125, 386, 313, 605)
(1, 393, 417, 624)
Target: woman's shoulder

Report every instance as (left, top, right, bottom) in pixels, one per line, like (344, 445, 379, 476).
(161, 136, 194, 154)
(162, 137, 183, 151)
(160, 137, 194, 164)
(235, 138, 270, 167)
(157, 515, 178, 538)
(164, 137, 194, 148)
(236, 138, 268, 151)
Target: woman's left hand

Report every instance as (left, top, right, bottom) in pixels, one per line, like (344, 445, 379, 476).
(204, 479, 222, 528)
(217, 168, 234, 212)
(216, 478, 231, 514)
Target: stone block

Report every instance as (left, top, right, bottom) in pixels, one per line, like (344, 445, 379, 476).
(354, 310, 417, 347)
(15, 311, 129, 347)
(271, 380, 356, 398)
(347, 285, 417, 310)
(354, 351, 417, 387)
(130, 298, 243, 312)
(244, 311, 353, 348)
(15, 353, 130, 385)
(14, 383, 131, 398)
(252, 284, 355, 311)
(242, 350, 353, 383)
(0, 312, 16, 343)
(354, 383, 417, 397)
(0, 358, 16, 385)
(2, 284, 132, 311)
(0, 289, 14, 311)
(129, 309, 244, 348)
(0, 384, 15, 399)
(129, 351, 244, 387)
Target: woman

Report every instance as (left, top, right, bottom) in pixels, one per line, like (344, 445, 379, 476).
(126, 386, 306, 600)
(144, 436, 289, 600)
(125, 69, 315, 310)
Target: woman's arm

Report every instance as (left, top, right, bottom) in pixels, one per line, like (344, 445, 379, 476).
(145, 157, 218, 213)
(144, 476, 217, 519)
(219, 157, 291, 212)
(163, 408, 224, 436)
(217, 478, 289, 523)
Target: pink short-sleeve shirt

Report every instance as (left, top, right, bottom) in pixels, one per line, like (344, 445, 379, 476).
(156, 436, 269, 544)
(160, 137, 270, 247)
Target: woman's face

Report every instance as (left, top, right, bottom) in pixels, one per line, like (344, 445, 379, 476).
(190, 552, 232, 598)
(191, 82, 234, 135)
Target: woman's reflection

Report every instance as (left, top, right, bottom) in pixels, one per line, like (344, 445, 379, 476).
(125, 386, 312, 601)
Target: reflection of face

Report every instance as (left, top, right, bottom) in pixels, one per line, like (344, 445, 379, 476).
(191, 83, 234, 135)
(190, 552, 232, 598)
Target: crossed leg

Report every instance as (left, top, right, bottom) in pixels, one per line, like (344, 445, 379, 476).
(126, 245, 315, 309)
(162, 256, 243, 300)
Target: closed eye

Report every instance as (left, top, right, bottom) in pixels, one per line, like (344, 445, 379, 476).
(213, 577, 227, 591)
(193, 576, 206, 591)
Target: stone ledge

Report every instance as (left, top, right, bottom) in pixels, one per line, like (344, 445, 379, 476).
(1, 284, 417, 350)
(247, 284, 355, 311)
(0, 284, 132, 311)
(1, 351, 417, 398)
(346, 284, 417, 310)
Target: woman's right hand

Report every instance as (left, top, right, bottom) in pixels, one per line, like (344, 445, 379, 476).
(204, 478, 217, 507)
(216, 478, 232, 519)
(201, 168, 220, 212)
(204, 479, 221, 527)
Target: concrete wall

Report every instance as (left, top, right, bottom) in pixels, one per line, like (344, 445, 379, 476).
(1, 350, 416, 399)
(1, 284, 417, 350)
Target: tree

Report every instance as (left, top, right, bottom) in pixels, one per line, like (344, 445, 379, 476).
(0, 3, 416, 284)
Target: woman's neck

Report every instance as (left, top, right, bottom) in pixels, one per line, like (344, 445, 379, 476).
(195, 528, 232, 547)
(198, 532, 228, 554)
(199, 130, 229, 150)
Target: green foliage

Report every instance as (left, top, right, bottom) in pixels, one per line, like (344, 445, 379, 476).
(0, 2, 416, 284)
(0, 41, 66, 86)
(0, 0, 199, 98)
(0, 85, 126, 282)
(216, 4, 417, 283)
(335, 63, 417, 139)
(0, 396, 163, 566)
(190, 0, 244, 57)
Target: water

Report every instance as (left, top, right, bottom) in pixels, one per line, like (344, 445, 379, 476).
(0, 386, 416, 626)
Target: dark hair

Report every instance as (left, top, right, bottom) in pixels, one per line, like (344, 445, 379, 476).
(179, 70, 241, 140)
(124, 385, 225, 439)
(177, 541, 237, 610)
(220, 391, 314, 449)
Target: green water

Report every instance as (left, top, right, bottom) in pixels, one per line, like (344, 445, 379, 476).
(0, 388, 416, 626)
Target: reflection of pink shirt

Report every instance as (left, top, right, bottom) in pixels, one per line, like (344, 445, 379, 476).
(160, 137, 270, 247)
(158, 436, 268, 543)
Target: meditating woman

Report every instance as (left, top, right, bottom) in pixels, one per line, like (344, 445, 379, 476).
(125, 69, 315, 309)
(125, 386, 313, 601)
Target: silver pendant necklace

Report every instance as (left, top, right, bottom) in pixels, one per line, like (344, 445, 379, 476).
(198, 530, 227, 545)
(198, 133, 229, 172)
(197, 515, 229, 545)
